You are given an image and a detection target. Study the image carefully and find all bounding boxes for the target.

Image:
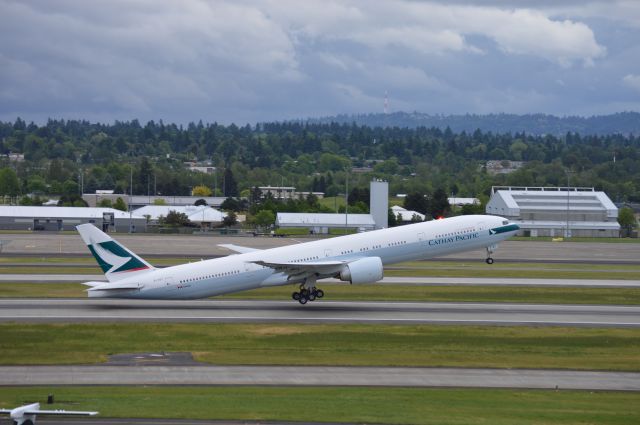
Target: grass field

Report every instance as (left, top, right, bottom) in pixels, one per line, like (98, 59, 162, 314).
(1, 386, 638, 425)
(1, 323, 639, 370)
(2, 282, 640, 305)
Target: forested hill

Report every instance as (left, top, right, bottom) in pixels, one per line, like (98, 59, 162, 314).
(309, 112, 640, 136)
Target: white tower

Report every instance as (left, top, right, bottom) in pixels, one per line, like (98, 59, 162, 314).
(370, 179, 389, 229)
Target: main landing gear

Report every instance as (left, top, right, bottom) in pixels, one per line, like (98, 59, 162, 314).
(292, 275, 324, 304)
(292, 287, 324, 304)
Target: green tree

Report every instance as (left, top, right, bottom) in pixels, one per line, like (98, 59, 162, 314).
(163, 210, 191, 226)
(254, 209, 275, 228)
(223, 211, 238, 227)
(618, 207, 637, 237)
(223, 168, 238, 197)
(98, 199, 113, 208)
(404, 192, 429, 215)
(431, 188, 451, 218)
(113, 197, 127, 211)
(0, 167, 21, 197)
(192, 185, 212, 197)
(387, 208, 398, 227)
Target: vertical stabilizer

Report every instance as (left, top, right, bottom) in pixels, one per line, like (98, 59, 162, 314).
(76, 224, 155, 282)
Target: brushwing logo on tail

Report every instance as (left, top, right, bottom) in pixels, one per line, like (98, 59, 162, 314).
(88, 238, 149, 274)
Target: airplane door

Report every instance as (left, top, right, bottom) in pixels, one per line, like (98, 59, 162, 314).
(324, 249, 332, 258)
(417, 232, 427, 245)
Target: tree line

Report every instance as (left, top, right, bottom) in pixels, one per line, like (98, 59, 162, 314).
(0, 117, 639, 206)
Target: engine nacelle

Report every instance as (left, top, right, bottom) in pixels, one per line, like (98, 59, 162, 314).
(339, 257, 384, 284)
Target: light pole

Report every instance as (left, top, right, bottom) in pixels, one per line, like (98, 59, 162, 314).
(565, 170, 571, 239)
(345, 169, 349, 234)
(129, 165, 133, 233)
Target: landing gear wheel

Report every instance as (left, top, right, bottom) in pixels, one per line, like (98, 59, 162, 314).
(298, 295, 308, 305)
(315, 289, 324, 298)
(308, 291, 316, 301)
(292, 292, 300, 300)
(486, 257, 494, 265)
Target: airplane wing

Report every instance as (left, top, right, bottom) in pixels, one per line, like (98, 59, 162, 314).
(250, 260, 346, 277)
(219, 244, 261, 254)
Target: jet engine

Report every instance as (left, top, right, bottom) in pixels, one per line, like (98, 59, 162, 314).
(339, 257, 384, 284)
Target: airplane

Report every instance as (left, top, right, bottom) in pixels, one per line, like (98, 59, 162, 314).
(0, 402, 98, 425)
(77, 214, 519, 304)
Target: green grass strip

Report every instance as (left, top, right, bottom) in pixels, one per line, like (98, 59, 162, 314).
(1, 323, 639, 371)
(2, 283, 640, 305)
(0, 386, 638, 425)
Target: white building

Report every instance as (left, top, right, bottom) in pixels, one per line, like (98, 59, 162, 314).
(133, 205, 227, 227)
(391, 205, 425, 222)
(486, 186, 620, 238)
(0, 206, 146, 232)
(276, 213, 376, 234)
(448, 197, 480, 207)
(83, 193, 226, 209)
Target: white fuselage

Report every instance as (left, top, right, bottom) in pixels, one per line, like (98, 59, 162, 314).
(89, 215, 516, 299)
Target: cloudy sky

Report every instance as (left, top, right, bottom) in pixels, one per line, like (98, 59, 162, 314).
(1, 0, 639, 125)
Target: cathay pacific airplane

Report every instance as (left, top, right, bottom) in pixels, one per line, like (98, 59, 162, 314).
(77, 214, 519, 304)
(1, 403, 98, 425)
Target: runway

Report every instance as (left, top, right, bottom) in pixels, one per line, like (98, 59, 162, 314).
(1, 364, 639, 391)
(1, 299, 639, 327)
(3, 274, 640, 287)
(2, 233, 639, 263)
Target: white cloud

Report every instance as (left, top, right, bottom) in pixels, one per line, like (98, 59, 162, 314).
(623, 74, 640, 92)
(0, 0, 631, 123)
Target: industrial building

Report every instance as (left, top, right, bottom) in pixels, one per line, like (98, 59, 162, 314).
(486, 186, 620, 237)
(276, 180, 388, 234)
(132, 205, 227, 227)
(0, 206, 146, 232)
(276, 212, 376, 234)
(83, 193, 226, 209)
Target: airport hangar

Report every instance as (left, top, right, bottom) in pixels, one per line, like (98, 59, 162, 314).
(486, 186, 620, 237)
(0, 206, 147, 233)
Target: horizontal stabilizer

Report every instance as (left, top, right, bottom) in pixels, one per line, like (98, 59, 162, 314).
(85, 282, 144, 291)
(22, 410, 99, 416)
(218, 244, 261, 254)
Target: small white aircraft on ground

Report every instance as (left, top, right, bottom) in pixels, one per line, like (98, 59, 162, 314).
(77, 214, 519, 303)
(0, 402, 98, 424)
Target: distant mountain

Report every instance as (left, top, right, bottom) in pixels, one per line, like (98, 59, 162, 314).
(308, 112, 640, 136)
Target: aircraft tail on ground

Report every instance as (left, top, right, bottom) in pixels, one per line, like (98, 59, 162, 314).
(76, 224, 155, 282)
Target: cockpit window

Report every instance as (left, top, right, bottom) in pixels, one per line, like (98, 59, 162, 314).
(502, 220, 509, 225)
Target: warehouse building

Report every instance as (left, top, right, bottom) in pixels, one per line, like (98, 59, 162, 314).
(83, 193, 226, 209)
(486, 186, 620, 237)
(276, 212, 377, 234)
(0, 206, 147, 233)
(132, 205, 227, 228)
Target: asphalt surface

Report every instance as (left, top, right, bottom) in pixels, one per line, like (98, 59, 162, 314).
(2, 233, 639, 263)
(1, 299, 639, 327)
(1, 364, 638, 391)
(3, 274, 640, 287)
